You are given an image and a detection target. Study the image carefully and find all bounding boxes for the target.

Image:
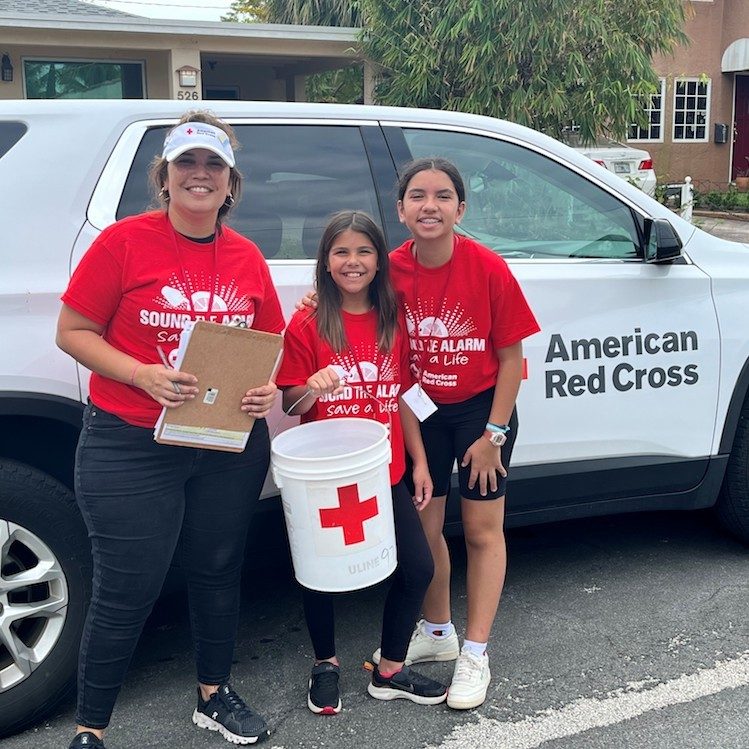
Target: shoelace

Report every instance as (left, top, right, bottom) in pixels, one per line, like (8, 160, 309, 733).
(220, 687, 254, 717)
(397, 666, 435, 688)
(313, 670, 339, 697)
(454, 653, 484, 680)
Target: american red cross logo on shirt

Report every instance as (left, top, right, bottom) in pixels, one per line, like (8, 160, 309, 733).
(319, 483, 378, 545)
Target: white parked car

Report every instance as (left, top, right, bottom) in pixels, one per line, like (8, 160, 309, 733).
(573, 136, 657, 196)
(1, 100, 748, 737)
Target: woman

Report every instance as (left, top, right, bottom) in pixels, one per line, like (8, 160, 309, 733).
(57, 111, 285, 748)
(277, 211, 444, 714)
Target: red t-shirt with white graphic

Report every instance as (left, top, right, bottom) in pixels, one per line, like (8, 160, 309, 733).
(62, 211, 285, 427)
(389, 234, 540, 404)
(276, 308, 410, 485)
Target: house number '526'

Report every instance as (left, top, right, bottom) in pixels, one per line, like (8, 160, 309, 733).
(177, 90, 200, 100)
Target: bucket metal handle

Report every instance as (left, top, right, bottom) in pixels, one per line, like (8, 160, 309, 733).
(272, 388, 314, 441)
(273, 381, 393, 440)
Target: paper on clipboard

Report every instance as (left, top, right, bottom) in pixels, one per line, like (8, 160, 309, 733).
(154, 321, 283, 452)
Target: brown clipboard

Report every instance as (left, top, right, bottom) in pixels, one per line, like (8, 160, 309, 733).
(154, 321, 283, 453)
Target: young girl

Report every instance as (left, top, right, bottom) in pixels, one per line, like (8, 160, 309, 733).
(276, 211, 447, 714)
(372, 157, 541, 710)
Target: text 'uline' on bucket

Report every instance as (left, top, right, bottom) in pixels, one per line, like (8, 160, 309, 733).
(271, 417, 396, 592)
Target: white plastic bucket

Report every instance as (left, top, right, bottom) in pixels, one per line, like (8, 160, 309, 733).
(271, 418, 396, 592)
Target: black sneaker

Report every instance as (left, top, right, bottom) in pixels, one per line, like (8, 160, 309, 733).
(192, 683, 270, 745)
(68, 733, 106, 749)
(367, 665, 447, 705)
(307, 662, 341, 715)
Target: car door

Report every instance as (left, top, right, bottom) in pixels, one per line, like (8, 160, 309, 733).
(382, 124, 720, 518)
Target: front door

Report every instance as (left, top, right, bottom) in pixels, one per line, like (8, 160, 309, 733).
(732, 74, 749, 179)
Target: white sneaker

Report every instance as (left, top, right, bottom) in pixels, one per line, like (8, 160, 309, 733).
(446, 649, 490, 709)
(371, 619, 460, 665)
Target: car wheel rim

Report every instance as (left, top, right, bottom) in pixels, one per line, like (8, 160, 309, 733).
(0, 520, 69, 691)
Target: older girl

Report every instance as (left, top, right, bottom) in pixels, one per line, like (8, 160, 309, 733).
(375, 157, 540, 709)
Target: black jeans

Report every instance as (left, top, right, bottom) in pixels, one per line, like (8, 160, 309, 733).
(302, 480, 434, 663)
(74, 403, 269, 729)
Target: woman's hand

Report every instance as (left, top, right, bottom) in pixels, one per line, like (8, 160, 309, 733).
(133, 364, 198, 408)
(461, 436, 507, 496)
(241, 381, 278, 419)
(411, 462, 433, 511)
(306, 367, 345, 398)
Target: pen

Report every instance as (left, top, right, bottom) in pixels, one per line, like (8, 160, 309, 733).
(157, 346, 181, 394)
(156, 345, 173, 369)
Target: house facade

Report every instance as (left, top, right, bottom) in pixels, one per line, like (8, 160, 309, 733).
(4, 0, 749, 191)
(0, 0, 364, 105)
(638, 0, 749, 187)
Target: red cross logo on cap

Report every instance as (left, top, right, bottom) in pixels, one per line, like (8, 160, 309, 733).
(186, 127, 194, 135)
(319, 483, 378, 545)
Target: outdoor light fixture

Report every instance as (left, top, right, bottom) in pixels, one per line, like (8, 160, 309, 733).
(176, 65, 199, 87)
(1, 54, 13, 83)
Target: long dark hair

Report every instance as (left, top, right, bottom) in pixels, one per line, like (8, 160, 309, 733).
(314, 211, 397, 353)
(397, 156, 466, 202)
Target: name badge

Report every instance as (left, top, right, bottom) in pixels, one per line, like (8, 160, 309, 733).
(402, 383, 437, 422)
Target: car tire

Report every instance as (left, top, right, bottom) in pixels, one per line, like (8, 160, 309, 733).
(0, 458, 91, 738)
(716, 401, 749, 545)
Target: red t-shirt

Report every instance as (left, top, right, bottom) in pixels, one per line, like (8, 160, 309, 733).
(276, 308, 411, 485)
(62, 211, 285, 427)
(389, 234, 540, 404)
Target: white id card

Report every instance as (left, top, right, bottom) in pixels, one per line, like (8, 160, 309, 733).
(402, 383, 438, 422)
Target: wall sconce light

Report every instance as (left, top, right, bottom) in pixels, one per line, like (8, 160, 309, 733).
(176, 65, 199, 88)
(1, 54, 13, 83)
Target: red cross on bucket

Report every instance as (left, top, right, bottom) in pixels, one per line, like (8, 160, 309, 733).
(319, 483, 378, 545)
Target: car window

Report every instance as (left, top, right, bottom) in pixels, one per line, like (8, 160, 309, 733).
(0, 122, 28, 160)
(401, 128, 640, 260)
(118, 124, 381, 260)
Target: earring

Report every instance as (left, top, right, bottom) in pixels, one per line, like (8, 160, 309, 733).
(224, 194, 235, 208)
(159, 187, 170, 202)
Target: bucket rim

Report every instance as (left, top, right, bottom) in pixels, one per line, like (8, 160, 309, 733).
(271, 417, 389, 463)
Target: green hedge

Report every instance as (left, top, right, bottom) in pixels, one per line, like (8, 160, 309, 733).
(692, 188, 749, 212)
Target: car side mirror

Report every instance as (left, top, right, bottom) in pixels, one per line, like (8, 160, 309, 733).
(644, 218, 683, 263)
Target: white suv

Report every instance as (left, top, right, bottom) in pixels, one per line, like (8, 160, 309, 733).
(1, 100, 748, 737)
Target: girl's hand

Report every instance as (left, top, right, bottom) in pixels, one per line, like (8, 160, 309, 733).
(461, 436, 507, 496)
(241, 381, 278, 419)
(295, 291, 318, 311)
(133, 363, 198, 408)
(411, 463, 433, 511)
(306, 367, 345, 398)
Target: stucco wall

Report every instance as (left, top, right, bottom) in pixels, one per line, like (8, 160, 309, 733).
(649, 0, 749, 186)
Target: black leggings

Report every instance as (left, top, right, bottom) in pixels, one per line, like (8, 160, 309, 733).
(302, 480, 434, 663)
(74, 404, 269, 728)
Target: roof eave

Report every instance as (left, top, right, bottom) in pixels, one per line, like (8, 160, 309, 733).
(0, 13, 361, 41)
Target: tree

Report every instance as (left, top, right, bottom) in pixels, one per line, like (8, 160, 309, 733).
(223, 0, 360, 26)
(222, 0, 267, 22)
(359, 0, 689, 141)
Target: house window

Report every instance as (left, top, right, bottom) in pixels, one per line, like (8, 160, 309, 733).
(628, 79, 665, 142)
(24, 59, 144, 99)
(673, 78, 710, 142)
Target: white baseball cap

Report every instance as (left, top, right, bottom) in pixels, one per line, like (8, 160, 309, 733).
(162, 122, 236, 168)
